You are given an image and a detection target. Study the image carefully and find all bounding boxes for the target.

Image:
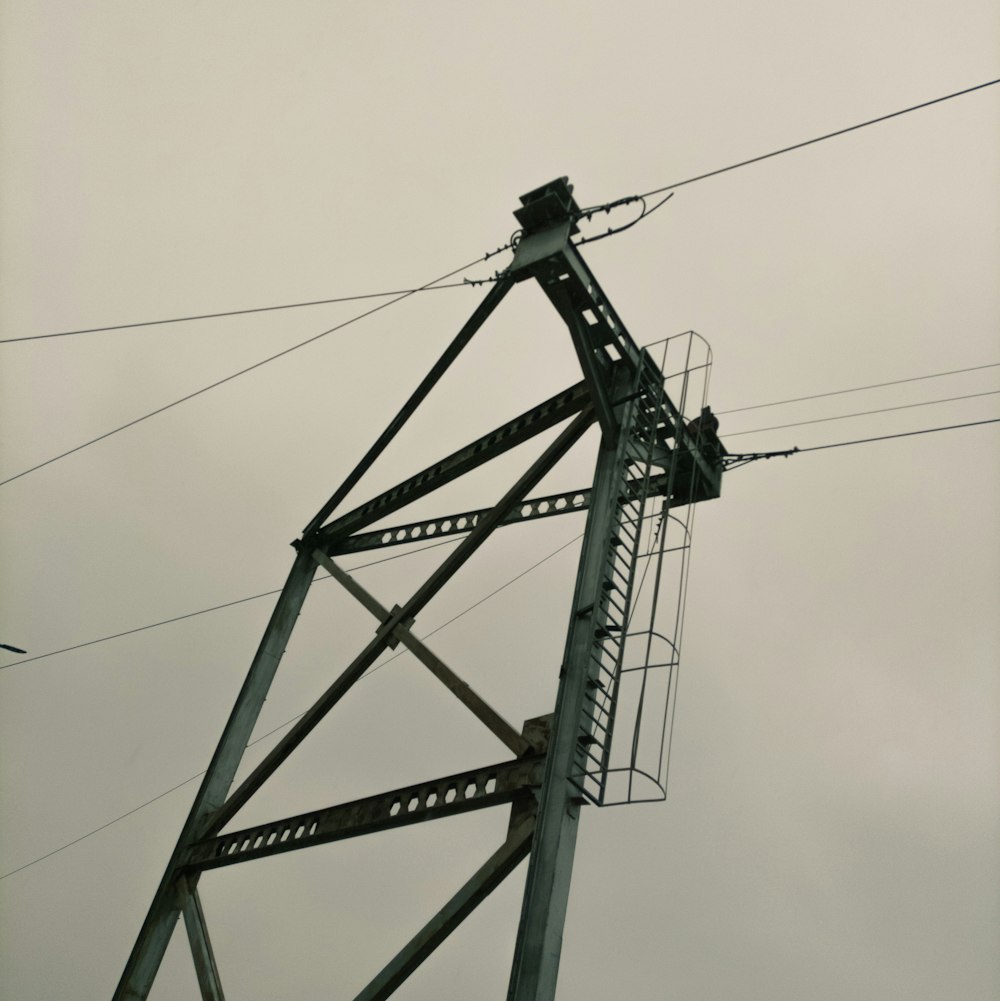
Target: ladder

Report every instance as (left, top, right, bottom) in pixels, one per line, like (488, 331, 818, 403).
(572, 354, 668, 805)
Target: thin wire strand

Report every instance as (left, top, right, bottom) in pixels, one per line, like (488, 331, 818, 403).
(791, 417, 1000, 453)
(724, 389, 1000, 437)
(0, 531, 582, 880)
(3, 79, 995, 487)
(637, 79, 1000, 199)
(4, 416, 998, 876)
(10, 80, 996, 350)
(5, 378, 996, 669)
(0, 537, 463, 671)
(3, 76, 998, 874)
(0, 283, 472, 345)
(0, 251, 510, 489)
(716, 362, 1000, 415)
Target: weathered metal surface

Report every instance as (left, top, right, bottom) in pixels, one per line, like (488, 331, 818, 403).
(318, 380, 591, 546)
(328, 484, 594, 555)
(313, 551, 535, 757)
(114, 179, 724, 1001)
(112, 547, 318, 1001)
(304, 278, 514, 537)
(507, 408, 633, 1001)
(182, 757, 544, 871)
(208, 407, 594, 838)
(326, 464, 723, 557)
(558, 284, 619, 441)
(352, 814, 537, 1001)
(178, 876, 226, 1001)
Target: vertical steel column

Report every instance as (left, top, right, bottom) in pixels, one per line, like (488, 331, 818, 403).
(179, 876, 226, 1001)
(506, 434, 626, 1001)
(112, 546, 318, 1000)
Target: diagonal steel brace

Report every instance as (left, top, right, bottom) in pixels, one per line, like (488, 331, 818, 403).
(312, 550, 535, 757)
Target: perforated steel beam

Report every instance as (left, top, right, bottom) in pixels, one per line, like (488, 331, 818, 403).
(326, 472, 698, 557)
(207, 406, 594, 838)
(113, 178, 723, 1001)
(113, 547, 318, 1001)
(181, 756, 544, 871)
(318, 380, 591, 546)
(305, 278, 515, 537)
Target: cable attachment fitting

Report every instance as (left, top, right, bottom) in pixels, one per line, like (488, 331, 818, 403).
(721, 447, 800, 470)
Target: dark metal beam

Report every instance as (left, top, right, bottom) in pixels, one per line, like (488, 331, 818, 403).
(507, 415, 632, 1001)
(209, 407, 594, 836)
(113, 180, 724, 1001)
(328, 471, 712, 557)
(112, 547, 319, 1001)
(313, 551, 535, 757)
(318, 380, 591, 546)
(329, 483, 593, 555)
(179, 876, 226, 1001)
(550, 282, 618, 441)
(304, 277, 514, 537)
(352, 815, 536, 1001)
(183, 757, 544, 871)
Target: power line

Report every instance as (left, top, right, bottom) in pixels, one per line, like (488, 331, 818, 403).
(792, 417, 1000, 453)
(9, 80, 996, 350)
(0, 250, 511, 489)
(5, 371, 997, 669)
(0, 283, 473, 345)
(2, 80, 994, 489)
(636, 79, 1000, 200)
(724, 389, 1000, 437)
(569, 79, 999, 239)
(0, 531, 583, 880)
(0, 537, 464, 672)
(716, 362, 1000, 415)
(4, 414, 998, 877)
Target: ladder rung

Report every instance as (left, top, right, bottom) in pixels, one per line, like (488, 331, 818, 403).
(602, 591, 627, 619)
(580, 710, 610, 737)
(615, 522, 638, 545)
(575, 744, 607, 771)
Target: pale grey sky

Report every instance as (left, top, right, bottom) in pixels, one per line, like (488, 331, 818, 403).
(1, 3, 998, 1000)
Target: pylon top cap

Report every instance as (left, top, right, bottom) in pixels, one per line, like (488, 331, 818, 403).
(514, 177, 581, 236)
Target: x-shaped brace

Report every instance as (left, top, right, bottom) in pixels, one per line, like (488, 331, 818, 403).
(312, 550, 540, 758)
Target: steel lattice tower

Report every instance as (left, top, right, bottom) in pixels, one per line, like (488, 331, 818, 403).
(113, 178, 726, 1001)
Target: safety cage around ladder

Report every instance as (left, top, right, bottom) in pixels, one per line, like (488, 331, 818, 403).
(570, 330, 718, 806)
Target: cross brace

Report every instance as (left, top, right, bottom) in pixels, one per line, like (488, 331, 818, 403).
(181, 754, 545, 872)
(319, 380, 592, 547)
(328, 472, 690, 556)
(113, 177, 723, 1001)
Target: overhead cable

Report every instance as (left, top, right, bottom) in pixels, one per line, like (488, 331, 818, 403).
(0, 283, 474, 345)
(0, 531, 583, 880)
(636, 78, 999, 200)
(569, 79, 999, 231)
(0, 248, 513, 489)
(725, 389, 1000, 437)
(10, 80, 996, 349)
(717, 362, 1000, 415)
(0, 538, 464, 671)
(5, 374, 997, 669)
(791, 417, 1000, 453)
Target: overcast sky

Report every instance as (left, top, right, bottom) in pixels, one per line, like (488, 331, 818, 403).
(1, 4, 998, 1000)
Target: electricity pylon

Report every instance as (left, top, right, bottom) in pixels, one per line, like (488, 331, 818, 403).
(113, 178, 725, 1001)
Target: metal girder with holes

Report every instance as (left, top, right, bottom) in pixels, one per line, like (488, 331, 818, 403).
(112, 177, 724, 1001)
(181, 755, 545, 872)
